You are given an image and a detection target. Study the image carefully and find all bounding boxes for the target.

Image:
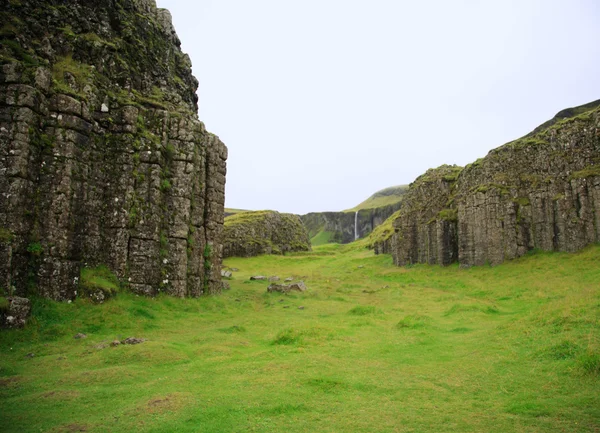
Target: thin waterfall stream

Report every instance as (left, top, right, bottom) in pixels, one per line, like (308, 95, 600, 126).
(354, 211, 359, 240)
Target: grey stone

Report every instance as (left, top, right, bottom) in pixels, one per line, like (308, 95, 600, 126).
(74, 333, 87, 339)
(267, 281, 307, 294)
(122, 337, 145, 345)
(221, 269, 232, 279)
(1, 296, 31, 328)
(250, 276, 267, 281)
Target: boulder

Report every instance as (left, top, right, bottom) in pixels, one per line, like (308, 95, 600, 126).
(250, 275, 267, 281)
(267, 281, 307, 294)
(1, 296, 31, 328)
(122, 337, 145, 345)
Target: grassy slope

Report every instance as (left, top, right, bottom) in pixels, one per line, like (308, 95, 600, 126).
(1, 245, 599, 432)
(345, 185, 409, 212)
(310, 230, 334, 246)
(224, 208, 249, 215)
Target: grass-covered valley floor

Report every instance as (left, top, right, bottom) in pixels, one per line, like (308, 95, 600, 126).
(1, 244, 599, 432)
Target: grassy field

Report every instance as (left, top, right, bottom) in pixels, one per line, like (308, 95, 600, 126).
(1, 243, 599, 432)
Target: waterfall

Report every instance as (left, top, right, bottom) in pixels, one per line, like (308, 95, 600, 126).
(354, 211, 359, 240)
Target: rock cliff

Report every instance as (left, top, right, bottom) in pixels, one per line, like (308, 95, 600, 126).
(301, 186, 408, 245)
(0, 0, 227, 300)
(386, 101, 600, 266)
(223, 211, 311, 258)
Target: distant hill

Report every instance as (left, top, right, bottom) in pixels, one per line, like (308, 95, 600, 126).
(224, 208, 250, 217)
(345, 185, 409, 212)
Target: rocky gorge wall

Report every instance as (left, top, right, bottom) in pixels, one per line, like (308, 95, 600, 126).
(223, 211, 311, 258)
(0, 0, 227, 300)
(385, 101, 600, 267)
(301, 202, 403, 244)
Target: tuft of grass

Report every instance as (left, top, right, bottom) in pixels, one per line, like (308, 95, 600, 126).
(272, 328, 303, 345)
(348, 305, 380, 316)
(544, 341, 580, 360)
(218, 325, 246, 334)
(396, 314, 430, 329)
(577, 351, 600, 375)
(444, 303, 499, 316)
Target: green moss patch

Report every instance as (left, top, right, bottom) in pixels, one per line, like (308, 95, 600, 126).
(79, 265, 121, 300)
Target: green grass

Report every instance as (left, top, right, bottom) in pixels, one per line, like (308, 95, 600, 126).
(1, 244, 599, 432)
(310, 230, 334, 246)
(224, 208, 250, 215)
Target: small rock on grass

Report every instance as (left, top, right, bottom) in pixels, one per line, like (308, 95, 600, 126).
(268, 276, 280, 282)
(122, 337, 145, 345)
(250, 275, 267, 281)
(74, 333, 87, 339)
(267, 281, 307, 294)
(298, 306, 305, 310)
(111, 340, 121, 347)
(284, 277, 293, 282)
(25, 353, 35, 358)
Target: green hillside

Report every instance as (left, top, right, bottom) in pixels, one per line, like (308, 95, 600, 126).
(345, 185, 409, 212)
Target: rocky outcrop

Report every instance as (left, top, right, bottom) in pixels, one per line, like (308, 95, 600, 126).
(0, 0, 227, 300)
(223, 211, 311, 258)
(267, 281, 307, 294)
(388, 166, 462, 265)
(301, 202, 404, 244)
(301, 211, 357, 244)
(0, 296, 31, 328)
(386, 101, 600, 267)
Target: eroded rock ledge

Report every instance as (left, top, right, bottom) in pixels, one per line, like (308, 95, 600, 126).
(0, 0, 227, 299)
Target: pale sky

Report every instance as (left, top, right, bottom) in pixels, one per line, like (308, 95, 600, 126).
(156, 0, 600, 215)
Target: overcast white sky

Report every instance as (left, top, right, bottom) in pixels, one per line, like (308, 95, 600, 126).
(156, 0, 600, 215)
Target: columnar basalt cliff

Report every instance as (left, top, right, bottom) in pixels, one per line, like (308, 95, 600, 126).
(223, 211, 311, 258)
(384, 165, 461, 265)
(0, 0, 227, 300)
(385, 101, 600, 267)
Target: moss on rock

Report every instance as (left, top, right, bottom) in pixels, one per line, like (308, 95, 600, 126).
(223, 211, 311, 258)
